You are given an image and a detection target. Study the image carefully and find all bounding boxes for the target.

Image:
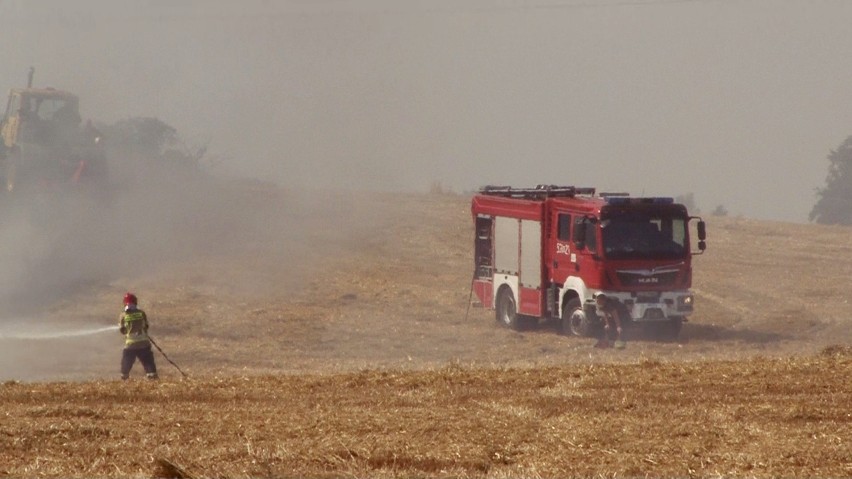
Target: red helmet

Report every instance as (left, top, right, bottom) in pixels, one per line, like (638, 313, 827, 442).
(123, 292, 138, 305)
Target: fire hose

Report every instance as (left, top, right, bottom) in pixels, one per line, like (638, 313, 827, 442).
(148, 336, 188, 379)
(463, 270, 475, 322)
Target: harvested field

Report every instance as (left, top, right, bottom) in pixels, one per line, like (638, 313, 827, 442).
(0, 183, 851, 478)
(1, 350, 850, 478)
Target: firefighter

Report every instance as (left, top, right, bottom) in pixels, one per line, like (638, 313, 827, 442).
(594, 293, 625, 349)
(118, 292, 159, 380)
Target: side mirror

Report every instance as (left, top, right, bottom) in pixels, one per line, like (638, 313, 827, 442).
(690, 217, 707, 254)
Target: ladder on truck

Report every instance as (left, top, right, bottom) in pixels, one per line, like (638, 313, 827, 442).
(479, 184, 597, 199)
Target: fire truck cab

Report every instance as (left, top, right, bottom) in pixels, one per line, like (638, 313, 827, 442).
(471, 185, 706, 339)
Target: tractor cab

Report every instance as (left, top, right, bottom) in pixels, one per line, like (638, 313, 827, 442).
(0, 68, 105, 194)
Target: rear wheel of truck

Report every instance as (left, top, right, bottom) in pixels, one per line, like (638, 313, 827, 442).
(562, 297, 592, 337)
(496, 287, 523, 330)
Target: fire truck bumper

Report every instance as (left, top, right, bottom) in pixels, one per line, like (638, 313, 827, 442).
(620, 292, 694, 322)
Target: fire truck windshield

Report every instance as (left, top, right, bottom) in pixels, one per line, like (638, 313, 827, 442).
(600, 213, 687, 260)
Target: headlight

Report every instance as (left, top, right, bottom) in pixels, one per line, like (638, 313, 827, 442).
(677, 295, 694, 311)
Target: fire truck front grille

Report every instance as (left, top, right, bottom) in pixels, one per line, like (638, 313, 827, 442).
(616, 271, 678, 287)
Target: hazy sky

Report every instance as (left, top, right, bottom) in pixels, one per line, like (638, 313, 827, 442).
(2, 0, 851, 222)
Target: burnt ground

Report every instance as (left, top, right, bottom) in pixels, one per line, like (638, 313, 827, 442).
(0, 182, 850, 478)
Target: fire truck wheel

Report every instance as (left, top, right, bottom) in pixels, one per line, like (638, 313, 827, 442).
(495, 287, 523, 330)
(562, 297, 591, 337)
(647, 316, 683, 341)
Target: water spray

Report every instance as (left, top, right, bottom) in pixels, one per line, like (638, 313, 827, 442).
(0, 325, 115, 340)
(0, 323, 188, 379)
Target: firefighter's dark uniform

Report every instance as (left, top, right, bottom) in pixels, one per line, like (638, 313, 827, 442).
(119, 306, 158, 379)
(595, 296, 625, 349)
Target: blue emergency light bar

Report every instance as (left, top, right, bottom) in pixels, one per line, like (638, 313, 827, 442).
(605, 196, 674, 205)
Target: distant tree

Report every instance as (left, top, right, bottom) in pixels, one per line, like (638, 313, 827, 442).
(675, 193, 700, 214)
(429, 180, 457, 195)
(711, 205, 728, 216)
(103, 117, 177, 158)
(810, 136, 852, 225)
(102, 116, 206, 170)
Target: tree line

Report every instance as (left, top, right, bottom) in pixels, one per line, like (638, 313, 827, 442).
(811, 136, 852, 225)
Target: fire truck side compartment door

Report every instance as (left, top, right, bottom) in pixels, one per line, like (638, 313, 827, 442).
(474, 215, 494, 278)
(494, 216, 519, 275)
(520, 220, 541, 288)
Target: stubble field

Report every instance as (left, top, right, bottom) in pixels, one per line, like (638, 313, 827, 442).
(0, 183, 850, 478)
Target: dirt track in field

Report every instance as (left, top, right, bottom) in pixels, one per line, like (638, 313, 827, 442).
(0, 182, 850, 478)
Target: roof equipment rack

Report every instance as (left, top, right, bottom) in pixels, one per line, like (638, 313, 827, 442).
(479, 184, 596, 199)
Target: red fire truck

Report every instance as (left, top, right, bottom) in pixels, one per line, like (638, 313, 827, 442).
(471, 185, 706, 338)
